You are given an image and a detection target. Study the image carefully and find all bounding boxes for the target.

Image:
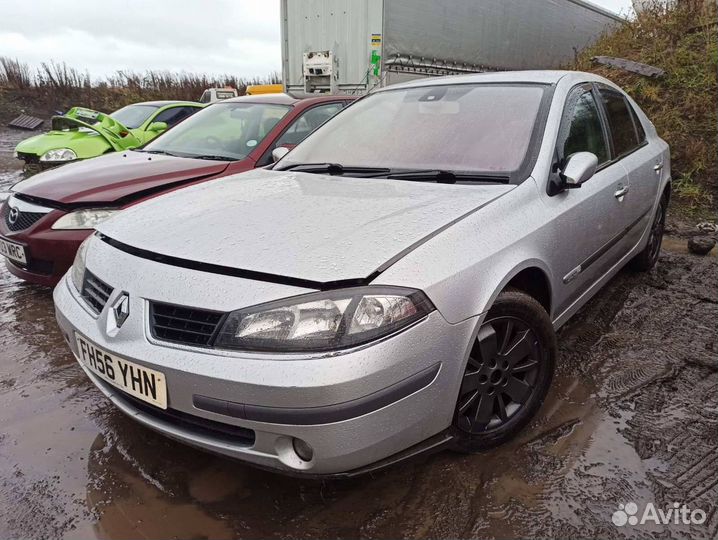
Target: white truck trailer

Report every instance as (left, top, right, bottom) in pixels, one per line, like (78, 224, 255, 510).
(280, 0, 623, 94)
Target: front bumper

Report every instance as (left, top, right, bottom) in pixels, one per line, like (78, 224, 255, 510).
(0, 200, 91, 286)
(0, 223, 89, 286)
(53, 243, 478, 475)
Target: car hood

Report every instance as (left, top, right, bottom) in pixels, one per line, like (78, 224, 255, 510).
(97, 169, 514, 284)
(48, 108, 140, 151)
(15, 129, 107, 156)
(13, 151, 232, 205)
(15, 107, 137, 156)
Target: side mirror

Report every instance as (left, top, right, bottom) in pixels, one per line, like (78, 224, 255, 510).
(561, 152, 598, 187)
(147, 121, 168, 132)
(271, 146, 290, 162)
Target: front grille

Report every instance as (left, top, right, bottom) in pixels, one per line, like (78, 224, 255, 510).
(150, 302, 224, 347)
(81, 271, 113, 313)
(2, 204, 46, 232)
(97, 379, 255, 446)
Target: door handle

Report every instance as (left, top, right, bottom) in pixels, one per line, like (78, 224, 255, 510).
(653, 163, 663, 172)
(614, 185, 629, 198)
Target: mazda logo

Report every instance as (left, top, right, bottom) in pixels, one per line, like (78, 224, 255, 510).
(8, 207, 19, 225)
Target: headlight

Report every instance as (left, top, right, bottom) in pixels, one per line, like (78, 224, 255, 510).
(214, 287, 434, 352)
(52, 209, 117, 230)
(71, 237, 91, 292)
(40, 148, 77, 162)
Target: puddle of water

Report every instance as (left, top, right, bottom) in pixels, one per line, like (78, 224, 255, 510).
(0, 128, 30, 191)
(662, 235, 717, 257)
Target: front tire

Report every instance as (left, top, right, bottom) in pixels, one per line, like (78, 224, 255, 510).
(452, 289, 556, 453)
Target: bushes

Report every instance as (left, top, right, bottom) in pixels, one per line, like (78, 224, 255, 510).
(0, 58, 33, 89)
(0, 57, 280, 120)
(575, 0, 717, 208)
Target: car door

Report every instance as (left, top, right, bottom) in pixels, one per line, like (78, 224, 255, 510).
(256, 102, 346, 166)
(596, 86, 663, 250)
(546, 84, 634, 313)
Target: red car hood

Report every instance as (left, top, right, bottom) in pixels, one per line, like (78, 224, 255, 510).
(13, 151, 234, 205)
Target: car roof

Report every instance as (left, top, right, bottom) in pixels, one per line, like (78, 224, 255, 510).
(380, 70, 610, 90)
(136, 100, 202, 107)
(220, 93, 355, 106)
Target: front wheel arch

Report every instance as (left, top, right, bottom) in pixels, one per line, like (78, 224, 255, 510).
(451, 288, 557, 452)
(480, 261, 554, 323)
(504, 267, 552, 318)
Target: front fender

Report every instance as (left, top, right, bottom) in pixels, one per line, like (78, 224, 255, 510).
(376, 180, 556, 325)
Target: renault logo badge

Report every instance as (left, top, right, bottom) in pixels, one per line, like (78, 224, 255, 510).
(8, 207, 19, 225)
(112, 293, 130, 329)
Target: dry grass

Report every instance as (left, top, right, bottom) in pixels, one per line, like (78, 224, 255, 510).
(575, 0, 717, 211)
(0, 58, 280, 120)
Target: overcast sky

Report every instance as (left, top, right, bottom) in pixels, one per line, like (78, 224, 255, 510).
(0, 0, 634, 80)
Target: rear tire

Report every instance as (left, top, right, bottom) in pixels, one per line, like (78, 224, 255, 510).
(452, 289, 556, 453)
(629, 196, 666, 272)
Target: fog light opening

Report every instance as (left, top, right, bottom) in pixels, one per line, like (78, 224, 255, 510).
(292, 437, 314, 462)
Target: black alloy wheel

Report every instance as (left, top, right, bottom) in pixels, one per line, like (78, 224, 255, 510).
(456, 316, 542, 434)
(629, 196, 667, 272)
(452, 289, 556, 452)
(647, 198, 666, 265)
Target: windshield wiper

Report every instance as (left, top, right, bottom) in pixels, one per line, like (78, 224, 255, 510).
(384, 170, 510, 184)
(190, 154, 235, 161)
(135, 149, 181, 157)
(277, 163, 391, 176)
(276, 163, 508, 183)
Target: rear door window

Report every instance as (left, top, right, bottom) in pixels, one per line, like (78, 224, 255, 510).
(558, 89, 609, 165)
(599, 90, 642, 157)
(629, 104, 646, 144)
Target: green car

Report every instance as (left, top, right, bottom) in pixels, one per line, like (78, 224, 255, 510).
(14, 101, 203, 167)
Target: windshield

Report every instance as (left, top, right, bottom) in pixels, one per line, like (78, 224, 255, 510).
(142, 102, 291, 160)
(109, 104, 159, 129)
(280, 84, 547, 176)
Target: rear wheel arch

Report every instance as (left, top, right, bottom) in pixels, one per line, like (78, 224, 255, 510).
(662, 180, 671, 205)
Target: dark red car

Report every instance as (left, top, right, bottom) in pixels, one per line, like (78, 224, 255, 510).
(0, 93, 354, 285)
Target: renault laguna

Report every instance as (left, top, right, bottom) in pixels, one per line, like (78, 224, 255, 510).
(54, 71, 670, 476)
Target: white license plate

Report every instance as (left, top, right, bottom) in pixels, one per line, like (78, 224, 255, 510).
(0, 236, 27, 265)
(75, 108, 99, 120)
(75, 333, 167, 409)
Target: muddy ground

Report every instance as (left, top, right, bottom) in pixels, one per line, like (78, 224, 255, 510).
(0, 127, 716, 539)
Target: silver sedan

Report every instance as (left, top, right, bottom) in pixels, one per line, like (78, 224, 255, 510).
(54, 71, 670, 476)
